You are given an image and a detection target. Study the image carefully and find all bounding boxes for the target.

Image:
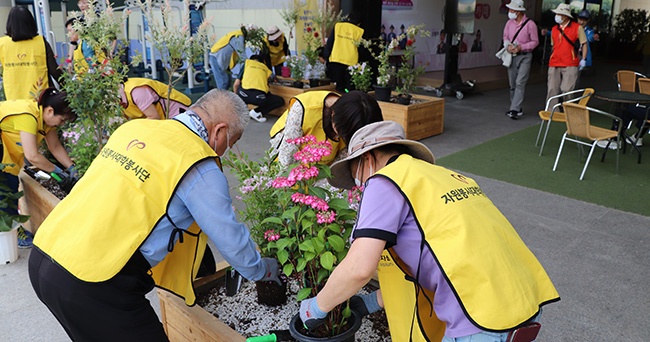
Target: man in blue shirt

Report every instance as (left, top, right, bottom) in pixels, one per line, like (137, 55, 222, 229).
(577, 10, 599, 69)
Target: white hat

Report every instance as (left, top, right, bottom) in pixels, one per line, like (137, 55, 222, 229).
(266, 25, 283, 41)
(552, 3, 573, 18)
(329, 121, 435, 190)
(506, 0, 526, 12)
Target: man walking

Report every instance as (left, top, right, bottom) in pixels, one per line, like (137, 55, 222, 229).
(546, 3, 587, 109)
(502, 0, 538, 120)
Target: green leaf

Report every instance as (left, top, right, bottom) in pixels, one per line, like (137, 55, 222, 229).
(327, 235, 346, 252)
(283, 263, 295, 277)
(328, 198, 349, 210)
(296, 258, 307, 272)
(320, 251, 335, 270)
(299, 240, 315, 253)
(307, 185, 327, 199)
(276, 237, 292, 250)
(261, 216, 283, 225)
(297, 288, 312, 301)
(277, 249, 289, 264)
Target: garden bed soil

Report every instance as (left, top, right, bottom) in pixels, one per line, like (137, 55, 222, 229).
(196, 279, 391, 341)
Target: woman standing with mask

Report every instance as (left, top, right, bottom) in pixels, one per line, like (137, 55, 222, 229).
(0, 88, 78, 247)
(502, 0, 538, 120)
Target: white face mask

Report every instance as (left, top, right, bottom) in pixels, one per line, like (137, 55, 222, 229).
(508, 12, 518, 20)
(213, 129, 230, 157)
(555, 15, 564, 24)
(354, 159, 363, 188)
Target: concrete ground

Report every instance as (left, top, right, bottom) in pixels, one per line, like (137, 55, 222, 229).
(1, 61, 649, 341)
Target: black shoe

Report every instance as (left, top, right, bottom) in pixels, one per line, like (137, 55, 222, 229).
(516, 108, 524, 117)
(506, 110, 518, 120)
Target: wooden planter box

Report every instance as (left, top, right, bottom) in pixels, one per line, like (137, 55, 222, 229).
(375, 93, 445, 140)
(266, 82, 336, 116)
(18, 170, 60, 234)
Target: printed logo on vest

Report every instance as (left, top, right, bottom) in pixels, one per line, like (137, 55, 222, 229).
(451, 173, 470, 184)
(126, 139, 146, 151)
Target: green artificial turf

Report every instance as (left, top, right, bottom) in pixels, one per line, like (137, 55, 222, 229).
(437, 122, 650, 217)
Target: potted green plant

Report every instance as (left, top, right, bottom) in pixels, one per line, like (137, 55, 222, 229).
(360, 37, 399, 101)
(348, 62, 373, 92)
(286, 55, 308, 87)
(222, 150, 289, 306)
(395, 24, 431, 105)
(260, 135, 363, 340)
(0, 164, 29, 264)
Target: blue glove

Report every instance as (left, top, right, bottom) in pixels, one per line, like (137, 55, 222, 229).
(259, 258, 282, 285)
(349, 291, 382, 317)
(299, 297, 327, 330)
(66, 164, 79, 180)
(579, 59, 586, 70)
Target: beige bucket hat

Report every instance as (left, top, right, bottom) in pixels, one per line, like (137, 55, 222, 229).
(266, 25, 283, 41)
(552, 3, 573, 17)
(329, 121, 435, 190)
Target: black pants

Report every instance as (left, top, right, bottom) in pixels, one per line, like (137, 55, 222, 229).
(238, 88, 285, 115)
(327, 62, 352, 93)
(273, 64, 283, 76)
(29, 247, 168, 342)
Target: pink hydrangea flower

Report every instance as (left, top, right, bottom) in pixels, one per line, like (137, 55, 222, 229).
(291, 193, 329, 211)
(316, 210, 336, 224)
(288, 165, 319, 182)
(272, 176, 296, 188)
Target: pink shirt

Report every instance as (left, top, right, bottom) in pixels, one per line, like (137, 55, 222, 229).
(131, 86, 188, 119)
(502, 15, 539, 53)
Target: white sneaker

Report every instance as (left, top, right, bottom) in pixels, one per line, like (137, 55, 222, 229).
(249, 109, 266, 123)
(596, 140, 618, 149)
(626, 136, 643, 147)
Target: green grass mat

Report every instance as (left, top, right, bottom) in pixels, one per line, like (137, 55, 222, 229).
(437, 122, 650, 217)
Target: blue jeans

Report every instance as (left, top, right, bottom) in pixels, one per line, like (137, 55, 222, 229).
(209, 54, 231, 90)
(442, 311, 542, 342)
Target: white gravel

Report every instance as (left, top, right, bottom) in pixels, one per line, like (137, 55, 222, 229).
(199, 279, 391, 341)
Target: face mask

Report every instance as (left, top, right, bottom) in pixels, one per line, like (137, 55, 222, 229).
(214, 129, 230, 157)
(555, 15, 564, 24)
(508, 12, 518, 20)
(354, 159, 363, 188)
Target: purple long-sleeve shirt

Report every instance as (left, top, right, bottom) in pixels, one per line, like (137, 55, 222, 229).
(502, 15, 539, 53)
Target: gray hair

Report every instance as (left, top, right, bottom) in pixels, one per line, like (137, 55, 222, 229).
(191, 89, 249, 135)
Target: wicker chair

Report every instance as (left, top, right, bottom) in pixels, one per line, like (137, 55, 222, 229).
(553, 102, 622, 180)
(536, 88, 594, 156)
(614, 70, 646, 92)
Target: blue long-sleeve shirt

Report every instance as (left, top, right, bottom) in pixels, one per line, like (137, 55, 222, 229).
(139, 112, 265, 281)
(210, 34, 246, 79)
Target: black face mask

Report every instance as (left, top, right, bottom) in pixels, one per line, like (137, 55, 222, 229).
(269, 41, 280, 47)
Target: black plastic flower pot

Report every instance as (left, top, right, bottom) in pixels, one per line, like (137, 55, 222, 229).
(255, 279, 288, 306)
(292, 80, 305, 89)
(373, 85, 392, 102)
(309, 79, 320, 88)
(288, 311, 362, 342)
(225, 268, 242, 296)
(397, 94, 412, 105)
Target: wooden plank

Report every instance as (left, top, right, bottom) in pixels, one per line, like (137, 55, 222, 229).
(268, 83, 336, 116)
(158, 289, 245, 342)
(18, 170, 60, 233)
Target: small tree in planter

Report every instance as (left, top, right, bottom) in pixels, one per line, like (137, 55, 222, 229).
(286, 55, 308, 87)
(61, 0, 130, 175)
(348, 62, 373, 92)
(279, 0, 301, 52)
(135, 0, 212, 116)
(359, 37, 399, 101)
(395, 24, 431, 104)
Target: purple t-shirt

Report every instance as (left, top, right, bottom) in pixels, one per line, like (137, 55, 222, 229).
(353, 176, 481, 338)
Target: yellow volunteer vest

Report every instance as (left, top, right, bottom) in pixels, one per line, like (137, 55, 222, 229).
(265, 34, 287, 67)
(242, 59, 271, 93)
(270, 91, 344, 165)
(73, 40, 89, 74)
(123, 78, 191, 120)
(377, 250, 444, 341)
(0, 35, 48, 100)
(0, 100, 49, 175)
(375, 155, 560, 333)
(210, 30, 243, 70)
(34, 119, 218, 305)
(329, 22, 364, 66)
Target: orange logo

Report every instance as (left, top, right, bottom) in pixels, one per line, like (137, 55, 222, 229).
(451, 173, 469, 184)
(16, 53, 26, 60)
(126, 139, 146, 151)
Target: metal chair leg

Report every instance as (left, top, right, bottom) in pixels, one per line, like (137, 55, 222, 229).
(580, 142, 598, 180)
(553, 132, 567, 171)
(535, 120, 545, 147)
(539, 120, 553, 156)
